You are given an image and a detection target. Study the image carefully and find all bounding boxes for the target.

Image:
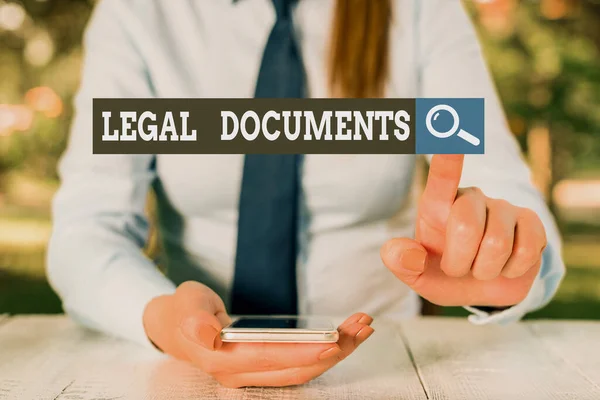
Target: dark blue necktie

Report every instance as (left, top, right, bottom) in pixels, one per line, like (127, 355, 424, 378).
(231, 0, 305, 315)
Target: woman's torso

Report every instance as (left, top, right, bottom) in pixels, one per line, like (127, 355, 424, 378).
(131, 0, 423, 317)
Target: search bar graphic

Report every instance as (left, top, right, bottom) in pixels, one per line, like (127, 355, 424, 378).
(416, 98, 485, 155)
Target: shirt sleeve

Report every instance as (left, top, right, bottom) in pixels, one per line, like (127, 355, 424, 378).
(46, 0, 176, 348)
(415, 0, 565, 323)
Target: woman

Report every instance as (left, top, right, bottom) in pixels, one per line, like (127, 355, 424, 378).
(48, 0, 564, 388)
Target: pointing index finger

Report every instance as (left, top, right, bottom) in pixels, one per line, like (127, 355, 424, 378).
(418, 154, 465, 234)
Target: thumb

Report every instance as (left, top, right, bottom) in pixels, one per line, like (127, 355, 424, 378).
(179, 310, 225, 351)
(380, 238, 428, 286)
(176, 282, 232, 351)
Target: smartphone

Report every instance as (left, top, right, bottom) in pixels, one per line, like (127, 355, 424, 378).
(220, 316, 339, 343)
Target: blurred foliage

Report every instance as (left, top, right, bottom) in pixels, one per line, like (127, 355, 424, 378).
(468, 0, 600, 179)
(0, 0, 93, 184)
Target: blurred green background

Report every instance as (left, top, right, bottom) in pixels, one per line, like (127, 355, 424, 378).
(0, 0, 599, 318)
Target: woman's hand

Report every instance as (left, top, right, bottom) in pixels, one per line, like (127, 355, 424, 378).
(381, 155, 547, 308)
(143, 281, 374, 388)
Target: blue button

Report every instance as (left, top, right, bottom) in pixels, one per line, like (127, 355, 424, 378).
(416, 98, 485, 155)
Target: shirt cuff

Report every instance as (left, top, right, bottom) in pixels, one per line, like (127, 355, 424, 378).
(65, 263, 177, 354)
(464, 277, 544, 325)
(128, 275, 177, 352)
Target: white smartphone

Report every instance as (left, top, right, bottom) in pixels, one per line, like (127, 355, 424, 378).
(220, 316, 339, 343)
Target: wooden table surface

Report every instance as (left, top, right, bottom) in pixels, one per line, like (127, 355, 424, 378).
(0, 315, 599, 399)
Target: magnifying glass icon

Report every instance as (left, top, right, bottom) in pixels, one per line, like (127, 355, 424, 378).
(425, 104, 481, 146)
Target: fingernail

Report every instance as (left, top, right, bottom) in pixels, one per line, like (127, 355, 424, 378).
(354, 326, 375, 346)
(398, 248, 427, 273)
(358, 315, 373, 325)
(319, 345, 342, 360)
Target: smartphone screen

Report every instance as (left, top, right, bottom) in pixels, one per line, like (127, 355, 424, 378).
(228, 316, 334, 331)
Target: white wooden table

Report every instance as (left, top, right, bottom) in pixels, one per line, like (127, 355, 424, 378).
(0, 315, 599, 399)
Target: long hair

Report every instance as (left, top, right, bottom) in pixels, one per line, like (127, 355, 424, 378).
(328, 0, 393, 98)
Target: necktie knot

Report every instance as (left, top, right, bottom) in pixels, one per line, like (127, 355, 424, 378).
(272, 0, 294, 19)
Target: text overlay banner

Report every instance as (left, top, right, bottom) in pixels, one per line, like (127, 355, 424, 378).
(93, 98, 416, 154)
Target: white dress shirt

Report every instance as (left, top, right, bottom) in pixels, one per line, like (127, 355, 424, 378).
(47, 0, 565, 348)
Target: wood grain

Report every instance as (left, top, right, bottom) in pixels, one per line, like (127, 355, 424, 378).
(400, 318, 600, 400)
(530, 321, 600, 392)
(0, 315, 158, 400)
(0, 316, 425, 400)
(2, 316, 600, 399)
